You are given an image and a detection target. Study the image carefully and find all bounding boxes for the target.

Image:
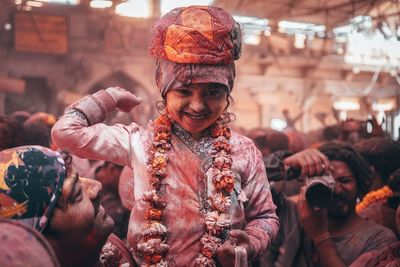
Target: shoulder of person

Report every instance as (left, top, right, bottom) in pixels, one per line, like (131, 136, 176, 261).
(230, 131, 258, 149)
(359, 219, 397, 249)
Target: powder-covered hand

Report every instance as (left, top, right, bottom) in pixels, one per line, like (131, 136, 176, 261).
(216, 229, 254, 266)
(284, 148, 331, 177)
(106, 87, 142, 112)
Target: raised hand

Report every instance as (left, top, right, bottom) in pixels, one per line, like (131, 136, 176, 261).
(283, 148, 330, 177)
(105, 87, 142, 112)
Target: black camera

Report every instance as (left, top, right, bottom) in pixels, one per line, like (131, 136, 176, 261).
(283, 167, 336, 208)
(264, 152, 336, 209)
(305, 174, 335, 209)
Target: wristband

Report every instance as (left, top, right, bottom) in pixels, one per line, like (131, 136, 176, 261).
(313, 232, 331, 247)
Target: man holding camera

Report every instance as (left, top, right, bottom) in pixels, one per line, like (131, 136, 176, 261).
(295, 142, 397, 266)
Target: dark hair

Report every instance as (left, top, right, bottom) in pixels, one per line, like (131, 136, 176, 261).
(23, 121, 52, 148)
(387, 168, 400, 209)
(388, 168, 400, 192)
(319, 141, 373, 198)
(322, 125, 341, 142)
(354, 137, 400, 184)
(0, 115, 25, 150)
(267, 131, 289, 152)
(254, 135, 268, 150)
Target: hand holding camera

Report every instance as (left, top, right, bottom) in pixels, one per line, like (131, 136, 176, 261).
(283, 148, 335, 209)
(297, 186, 330, 241)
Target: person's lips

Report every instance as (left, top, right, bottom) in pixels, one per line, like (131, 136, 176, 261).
(183, 111, 209, 120)
(93, 197, 100, 216)
(96, 205, 106, 219)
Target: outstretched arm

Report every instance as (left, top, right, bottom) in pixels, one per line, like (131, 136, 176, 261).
(51, 87, 142, 166)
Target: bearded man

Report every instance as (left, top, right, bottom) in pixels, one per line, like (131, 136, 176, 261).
(297, 142, 397, 267)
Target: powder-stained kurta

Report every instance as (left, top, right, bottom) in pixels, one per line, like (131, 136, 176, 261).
(52, 98, 278, 266)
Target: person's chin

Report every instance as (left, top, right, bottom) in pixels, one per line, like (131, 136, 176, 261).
(181, 121, 208, 134)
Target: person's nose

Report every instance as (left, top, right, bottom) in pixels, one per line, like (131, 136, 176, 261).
(189, 93, 206, 112)
(334, 182, 344, 195)
(80, 177, 102, 200)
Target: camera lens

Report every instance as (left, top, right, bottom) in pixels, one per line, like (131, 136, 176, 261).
(305, 182, 333, 209)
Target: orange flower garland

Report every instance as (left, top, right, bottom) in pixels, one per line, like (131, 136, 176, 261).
(356, 185, 393, 213)
(137, 114, 172, 267)
(195, 122, 234, 266)
(137, 115, 235, 267)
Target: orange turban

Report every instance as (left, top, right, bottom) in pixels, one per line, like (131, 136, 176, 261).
(150, 6, 242, 97)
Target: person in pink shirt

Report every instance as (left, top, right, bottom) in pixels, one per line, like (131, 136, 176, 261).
(51, 5, 278, 267)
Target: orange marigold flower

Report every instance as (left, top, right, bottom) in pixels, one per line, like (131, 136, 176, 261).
(154, 115, 172, 128)
(215, 175, 235, 193)
(154, 124, 172, 134)
(213, 140, 231, 153)
(213, 161, 230, 170)
(201, 248, 214, 259)
(154, 132, 170, 142)
(152, 157, 167, 168)
(223, 176, 235, 192)
(145, 208, 163, 221)
(144, 254, 163, 264)
(211, 125, 231, 139)
(356, 185, 393, 213)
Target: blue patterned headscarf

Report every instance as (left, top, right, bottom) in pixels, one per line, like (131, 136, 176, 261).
(0, 146, 66, 232)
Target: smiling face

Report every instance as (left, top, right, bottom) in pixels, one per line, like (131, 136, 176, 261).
(327, 160, 358, 221)
(47, 168, 114, 246)
(165, 83, 228, 137)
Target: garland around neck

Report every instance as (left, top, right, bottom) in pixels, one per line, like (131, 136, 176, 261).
(136, 114, 235, 267)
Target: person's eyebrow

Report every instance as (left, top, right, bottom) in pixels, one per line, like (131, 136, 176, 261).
(336, 174, 354, 180)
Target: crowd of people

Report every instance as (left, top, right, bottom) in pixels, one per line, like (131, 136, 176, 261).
(1, 5, 400, 267)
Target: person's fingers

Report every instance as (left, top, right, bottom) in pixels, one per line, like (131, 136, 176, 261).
(129, 94, 142, 106)
(216, 240, 235, 258)
(320, 153, 330, 171)
(229, 229, 249, 244)
(283, 156, 301, 169)
(313, 150, 330, 174)
(297, 186, 307, 218)
(303, 153, 316, 177)
(309, 153, 324, 175)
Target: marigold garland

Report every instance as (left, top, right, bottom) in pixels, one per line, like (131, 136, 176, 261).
(136, 114, 234, 267)
(356, 185, 393, 213)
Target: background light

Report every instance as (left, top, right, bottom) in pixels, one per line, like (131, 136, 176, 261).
(270, 118, 287, 131)
(333, 100, 360, 111)
(115, 0, 150, 18)
(90, 0, 112, 8)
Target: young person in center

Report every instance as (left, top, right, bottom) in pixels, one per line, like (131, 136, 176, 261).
(51, 5, 278, 266)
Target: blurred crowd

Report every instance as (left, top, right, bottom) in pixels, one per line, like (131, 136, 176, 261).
(1, 109, 399, 267)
